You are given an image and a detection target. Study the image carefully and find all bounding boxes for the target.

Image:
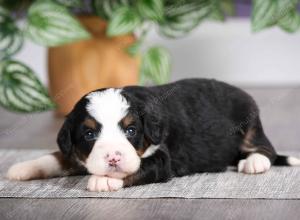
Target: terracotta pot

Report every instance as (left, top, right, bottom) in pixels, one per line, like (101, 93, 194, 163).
(48, 16, 139, 116)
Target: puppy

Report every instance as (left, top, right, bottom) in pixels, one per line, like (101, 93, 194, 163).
(7, 78, 300, 192)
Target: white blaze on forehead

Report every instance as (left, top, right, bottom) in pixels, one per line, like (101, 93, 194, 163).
(86, 88, 129, 124)
(86, 88, 130, 142)
(85, 89, 141, 177)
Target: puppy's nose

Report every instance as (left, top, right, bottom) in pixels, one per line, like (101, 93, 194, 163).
(106, 151, 122, 167)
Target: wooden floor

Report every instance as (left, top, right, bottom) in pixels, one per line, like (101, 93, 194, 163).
(0, 87, 300, 219)
(1, 198, 300, 220)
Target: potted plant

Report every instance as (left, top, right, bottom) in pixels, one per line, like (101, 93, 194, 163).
(0, 0, 299, 115)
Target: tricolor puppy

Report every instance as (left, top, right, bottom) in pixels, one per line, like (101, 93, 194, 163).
(7, 79, 300, 192)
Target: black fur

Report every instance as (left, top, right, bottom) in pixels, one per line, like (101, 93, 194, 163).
(57, 115, 73, 157)
(121, 78, 283, 186)
(57, 97, 96, 162)
(57, 78, 290, 187)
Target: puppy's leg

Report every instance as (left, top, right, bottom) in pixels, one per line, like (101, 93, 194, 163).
(238, 118, 276, 174)
(87, 175, 124, 192)
(85, 146, 171, 192)
(7, 151, 78, 180)
(238, 153, 271, 174)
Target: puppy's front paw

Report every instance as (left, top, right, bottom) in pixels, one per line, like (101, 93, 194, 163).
(87, 175, 123, 192)
(7, 161, 44, 181)
(238, 153, 271, 174)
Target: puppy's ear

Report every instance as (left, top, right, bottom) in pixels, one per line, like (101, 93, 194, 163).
(57, 114, 74, 157)
(143, 109, 164, 145)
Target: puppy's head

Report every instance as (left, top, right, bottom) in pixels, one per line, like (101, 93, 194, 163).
(57, 88, 163, 179)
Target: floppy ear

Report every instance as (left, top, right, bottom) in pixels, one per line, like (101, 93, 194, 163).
(143, 108, 164, 145)
(57, 115, 73, 157)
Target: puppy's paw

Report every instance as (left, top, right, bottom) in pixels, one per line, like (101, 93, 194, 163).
(238, 153, 271, 174)
(7, 160, 45, 181)
(87, 175, 123, 192)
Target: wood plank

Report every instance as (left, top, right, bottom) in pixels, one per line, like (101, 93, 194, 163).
(0, 198, 300, 220)
(0, 109, 62, 149)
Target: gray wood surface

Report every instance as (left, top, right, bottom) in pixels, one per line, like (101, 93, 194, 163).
(1, 198, 300, 220)
(0, 87, 300, 219)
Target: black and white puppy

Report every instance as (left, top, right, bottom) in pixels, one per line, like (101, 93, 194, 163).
(7, 78, 300, 192)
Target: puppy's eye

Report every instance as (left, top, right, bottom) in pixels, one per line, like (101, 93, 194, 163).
(125, 126, 136, 137)
(84, 130, 97, 141)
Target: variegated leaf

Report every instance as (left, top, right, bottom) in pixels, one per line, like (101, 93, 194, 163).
(141, 46, 171, 85)
(251, 0, 298, 32)
(107, 6, 141, 36)
(25, 0, 90, 47)
(278, 5, 300, 32)
(159, 0, 212, 38)
(0, 6, 23, 59)
(0, 60, 55, 112)
(93, 0, 131, 20)
(137, 0, 164, 22)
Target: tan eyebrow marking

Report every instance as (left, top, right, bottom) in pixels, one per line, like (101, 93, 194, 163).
(121, 114, 135, 127)
(136, 138, 151, 157)
(83, 118, 97, 129)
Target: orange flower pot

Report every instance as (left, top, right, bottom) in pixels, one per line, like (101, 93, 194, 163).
(48, 16, 139, 116)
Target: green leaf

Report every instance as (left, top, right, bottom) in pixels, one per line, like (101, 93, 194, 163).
(137, 0, 164, 22)
(92, 0, 131, 20)
(25, 0, 91, 47)
(55, 0, 82, 8)
(141, 46, 171, 85)
(251, 0, 298, 32)
(0, 6, 23, 59)
(126, 41, 141, 57)
(159, 0, 212, 38)
(276, 0, 298, 14)
(278, 9, 300, 32)
(252, 0, 277, 32)
(209, 0, 225, 21)
(209, 0, 235, 21)
(221, 0, 235, 16)
(107, 6, 141, 36)
(0, 60, 55, 113)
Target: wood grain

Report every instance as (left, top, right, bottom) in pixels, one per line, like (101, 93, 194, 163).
(1, 198, 300, 220)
